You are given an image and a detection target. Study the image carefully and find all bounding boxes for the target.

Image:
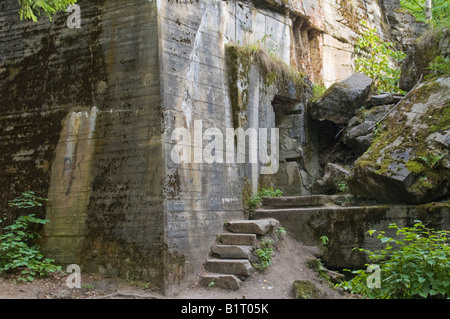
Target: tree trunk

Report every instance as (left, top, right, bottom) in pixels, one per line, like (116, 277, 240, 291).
(425, 0, 432, 22)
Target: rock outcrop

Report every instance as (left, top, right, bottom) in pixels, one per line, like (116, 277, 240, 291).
(400, 27, 450, 91)
(349, 77, 450, 204)
(310, 73, 373, 124)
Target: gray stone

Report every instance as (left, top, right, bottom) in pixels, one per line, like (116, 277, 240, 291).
(347, 116, 363, 128)
(427, 130, 450, 148)
(198, 273, 242, 290)
(310, 73, 373, 124)
(349, 78, 450, 203)
(368, 93, 395, 106)
(359, 104, 390, 123)
(310, 163, 352, 195)
(226, 219, 280, 235)
(343, 121, 375, 153)
(210, 245, 254, 259)
(204, 259, 252, 277)
(219, 233, 256, 246)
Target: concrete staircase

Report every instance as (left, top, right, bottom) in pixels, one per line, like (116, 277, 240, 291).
(199, 218, 280, 290)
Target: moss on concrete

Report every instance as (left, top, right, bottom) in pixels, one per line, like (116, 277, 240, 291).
(225, 44, 309, 129)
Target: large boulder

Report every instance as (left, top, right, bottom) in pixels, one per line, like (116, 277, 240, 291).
(310, 73, 373, 124)
(348, 77, 450, 204)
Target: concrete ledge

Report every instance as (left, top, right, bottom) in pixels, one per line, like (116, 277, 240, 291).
(251, 202, 450, 268)
(262, 195, 351, 208)
(225, 218, 280, 235)
(204, 259, 252, 276)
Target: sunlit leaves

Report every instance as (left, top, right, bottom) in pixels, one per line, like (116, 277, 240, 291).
(354, 21, 406, 94)
(17, 0, 77, 21)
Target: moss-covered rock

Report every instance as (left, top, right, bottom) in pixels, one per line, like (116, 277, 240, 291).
(292, 279, 325, 299)
(349, 77, 450, 204)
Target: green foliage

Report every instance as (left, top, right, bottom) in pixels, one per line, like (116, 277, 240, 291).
(354, 21, 406, 94)
(337, 181, 348, 193)
(253, 239, 274, 272)
(319, 235, 329, 246)
(425, 55, 450, 79)
(416, 153, 445, 169)
(275, 226, 286, 237)
(400, 0, 450, 27)
(0, 192, 60, 282)
(7, 191, 48, 209)
(246, 187, 283, 211)
(373, 122, 384, 137)
(311, 81, 327, 103)
(18, 0, 77, 22)
(338, 220, 450, 299)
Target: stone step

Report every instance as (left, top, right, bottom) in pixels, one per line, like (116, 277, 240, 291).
(198, 273, 242, 290)
(218, 233, 256, 246)
(225, 218, 280, 235)
(261, 195, 352, 208)
(204, 259, 252, 277)
(211, 244, 254, 259)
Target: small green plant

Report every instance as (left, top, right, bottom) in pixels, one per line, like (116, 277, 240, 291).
(337, 181, 348, 193)
(253, 238, 275, 272)
(311, 81, 327, 103)
(373, 122, 384, 137)
(275, 227, 286, 237)
(246, 187, 283, 211)
(337, 220, 450, 299)
(0, 192, 60, 282)
(426, 55, 450, 79)
(417, 153, 445, 169)
(208, 281, 215, 288)
(81, 283, 94, 290)
(320, 235, 329, 246)
(7, 191, 48, 209)
(354, 20, 406, 94)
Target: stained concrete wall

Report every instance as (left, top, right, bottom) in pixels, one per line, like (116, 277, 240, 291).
(1, 0, 166, 289)
(0, 0, 412, 295)
(158, 0, 301, 292)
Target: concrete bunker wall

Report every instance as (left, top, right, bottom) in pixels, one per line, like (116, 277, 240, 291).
(157, 0, 312, 292)
(1, 0, 167, 290)
(0, 0, 416, 295)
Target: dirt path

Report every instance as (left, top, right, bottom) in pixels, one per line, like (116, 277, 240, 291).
(0, 235, 354, 299)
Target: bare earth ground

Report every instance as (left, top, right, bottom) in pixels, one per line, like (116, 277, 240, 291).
(0, 235, 355, 299)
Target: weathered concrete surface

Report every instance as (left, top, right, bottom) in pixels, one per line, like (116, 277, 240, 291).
(218, 233, 257, 246)
(198, 273, 242, 290)
(204, 259, 252, 277)
(251, 202, 450, 268)
(262, 194, 352, 208)
(1, 0, 167, 290)
(226, 218, 280, 235)
(0, 0, 420, 296)
(211, 245, 254, 259)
